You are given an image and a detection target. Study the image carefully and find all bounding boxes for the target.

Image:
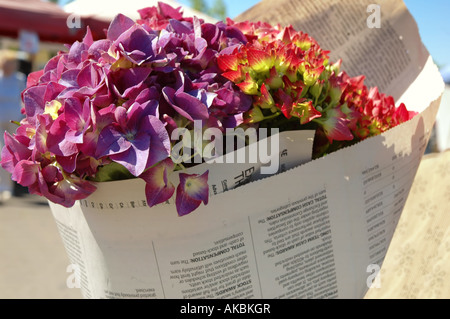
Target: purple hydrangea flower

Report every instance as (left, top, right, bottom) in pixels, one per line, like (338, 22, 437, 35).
(96, 101, 170, 177)
(0, 3, 254, 215)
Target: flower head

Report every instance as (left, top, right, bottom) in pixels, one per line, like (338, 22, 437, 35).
(176, 171, 209, 216)
(0, 2, 416, 216)
(140, 158, 175, 207)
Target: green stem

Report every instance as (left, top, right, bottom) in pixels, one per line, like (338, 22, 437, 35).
(175, 162, 186, 171)
(263, 112, 281, 121)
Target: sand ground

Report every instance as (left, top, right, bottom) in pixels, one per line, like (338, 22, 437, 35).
(0, 192, 82, 299)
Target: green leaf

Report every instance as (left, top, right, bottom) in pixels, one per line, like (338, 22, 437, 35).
(90, 162, 134, 182)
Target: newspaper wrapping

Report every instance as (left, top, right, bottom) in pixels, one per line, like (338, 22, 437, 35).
(50, 0, 444, 299)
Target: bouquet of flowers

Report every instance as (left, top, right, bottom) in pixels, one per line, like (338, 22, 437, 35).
(1, 2, 415, 216)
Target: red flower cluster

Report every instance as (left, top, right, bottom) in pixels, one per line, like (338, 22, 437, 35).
(219, 20, 416, 157)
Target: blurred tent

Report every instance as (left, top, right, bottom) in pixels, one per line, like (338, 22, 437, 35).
(63, 0, 217, 24)
(0, 0, 110, 43)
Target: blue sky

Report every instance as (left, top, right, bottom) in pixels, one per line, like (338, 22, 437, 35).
(403, 0, 450, 68)
(176, 0, 450, 68)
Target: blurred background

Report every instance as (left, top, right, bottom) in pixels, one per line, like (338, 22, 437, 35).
(0, 0, 449, 299)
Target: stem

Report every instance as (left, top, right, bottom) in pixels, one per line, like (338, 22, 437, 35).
(175, 163, 186, 171)
(263, 112, 281, 121)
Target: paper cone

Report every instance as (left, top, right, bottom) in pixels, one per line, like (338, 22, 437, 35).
(48, 0, 445, 299)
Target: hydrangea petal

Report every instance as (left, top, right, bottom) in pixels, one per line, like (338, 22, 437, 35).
(140, 158, 175, 207)
(1, 132, 32, 173)
(46, 177, 97, 208)
(162, 87, 209, 121)
(96, 125, 131, 158)
(176, 171, 209, 216)
(12, 160, 39, 187)
(145, 116, 171, 168)
(109, 145, 148, 177)
(107, 14, 135, 41)
(23, 85, 47, 120)
(26, 70, 44, 88)
(176, 186, 202, 217)
(56, 154, 78, 174)
(47, 116, 79, 157)
(315, 109, 354, 143)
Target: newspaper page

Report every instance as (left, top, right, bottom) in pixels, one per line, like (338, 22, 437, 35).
(50, 0, 444, 299)
(236, 0, 429, 100)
